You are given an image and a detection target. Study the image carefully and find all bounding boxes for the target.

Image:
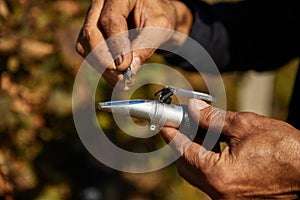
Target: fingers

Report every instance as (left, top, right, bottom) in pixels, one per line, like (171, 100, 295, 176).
(76, 0, 133, 70)
(161, 127, 219, 169)
(161, 127, 225, 190)
(130, 0, 176, 68)
(76, 0, 179, 89)
(161, 126, 232, 196)
(76, 23, 104, 59)
(85, 0, 104, 26)
(175, 158, 208, 190)
(76, 0, 119, 72)
(100, 0, 136, 71)
(131, 28, 174, 65)
(130, 56, 141, 75)
(188, 99, 258, 138)
(75, 0, 136, 90)
(76, 0, 105, 57)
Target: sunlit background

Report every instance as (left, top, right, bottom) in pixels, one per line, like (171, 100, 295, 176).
(0, 0, 298, 199)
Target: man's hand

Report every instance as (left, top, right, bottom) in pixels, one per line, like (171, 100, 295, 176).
(76, 0, 192, 89)
(162, 99, 300, 199)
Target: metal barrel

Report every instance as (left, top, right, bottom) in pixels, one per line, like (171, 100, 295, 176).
(98, 100, 198, 138)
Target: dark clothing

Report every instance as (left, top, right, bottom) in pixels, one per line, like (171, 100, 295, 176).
(164, 0, 300, 129)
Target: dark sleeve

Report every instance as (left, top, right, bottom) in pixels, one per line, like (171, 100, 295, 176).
(163, 0, 299, 72)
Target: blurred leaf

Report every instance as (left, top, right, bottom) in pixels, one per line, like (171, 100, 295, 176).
(20, 39, 54, 60)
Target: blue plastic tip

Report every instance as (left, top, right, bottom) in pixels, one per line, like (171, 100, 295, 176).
(101, 100, 147, 107)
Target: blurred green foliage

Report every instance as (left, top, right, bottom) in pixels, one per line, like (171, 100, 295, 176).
(0, 0, 297, 200)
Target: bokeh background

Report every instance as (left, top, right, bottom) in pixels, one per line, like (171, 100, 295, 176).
(0, 0, 298, 199)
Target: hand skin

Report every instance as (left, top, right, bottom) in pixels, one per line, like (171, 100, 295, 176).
(162, 99, 300, 199)
(75, 0, 192, 89)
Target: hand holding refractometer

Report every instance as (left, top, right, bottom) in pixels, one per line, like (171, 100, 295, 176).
(98, 86, 216, 135)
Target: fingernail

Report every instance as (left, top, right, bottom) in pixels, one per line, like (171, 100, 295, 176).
(108, 62, 117, 70)
(115, 55, 123, 66)
(131, 57, 141, 73)
(190, 98, 210, 111)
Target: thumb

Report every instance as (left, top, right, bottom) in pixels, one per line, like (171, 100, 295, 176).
(188, 98, 240, 138)
(161, 127, 220, 170)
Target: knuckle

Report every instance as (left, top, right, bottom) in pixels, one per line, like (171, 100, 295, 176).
(99, 14, 112, 30)
(78, 25, 101, 53)
(231, 112, 257, 129)
(155, 14, 173, 29)
(82, 25, 95, 40)
(180, 140, 192, 156)
(203, 108, 226, 129)
(75, 42, 84, 56)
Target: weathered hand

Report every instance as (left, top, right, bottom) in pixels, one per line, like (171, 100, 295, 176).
(162, 99, 300, 199)
(76, 0, 192, 89)
(76, 0, 124, 88)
